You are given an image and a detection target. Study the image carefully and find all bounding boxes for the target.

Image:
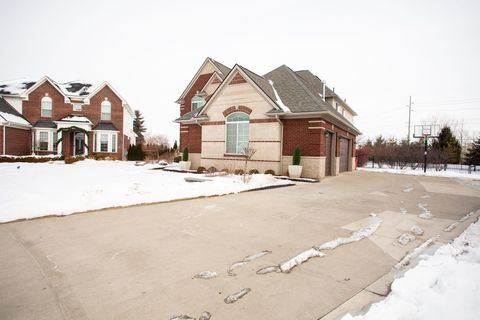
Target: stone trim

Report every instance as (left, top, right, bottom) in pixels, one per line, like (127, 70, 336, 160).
(222, 105, 253, 117)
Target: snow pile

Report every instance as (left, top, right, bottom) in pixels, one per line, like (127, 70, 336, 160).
(0, 160, 293, 222)
(343, 219, 480, 320)
(193, 271, 218, 280)
(224, 288, 251, 304)
(409, 225, 424, 236)
(358, 166, 480, 179)
(417, 203, 432, 220)
(314, 214, 382, 251)
(59, 115, 92, 123)
(444, 222, 458, 232)
(279, 248, 325, 273)
(395, 233, 416, 246)
(268, 80, 291, 112)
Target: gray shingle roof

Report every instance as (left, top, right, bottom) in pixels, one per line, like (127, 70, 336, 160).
(0, 97, 31, 126)
(210, 58, 231, 78)
(93, 122, 119, 131)
(237, 65, 277, 106)
(295, 70, 335, 98)
(34, 120, 57, 128)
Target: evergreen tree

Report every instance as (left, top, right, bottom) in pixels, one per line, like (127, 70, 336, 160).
(464, 137, 480, 165)
(173, 140, 178, 150)
(133, 110, 147, 144)
(432, 126, 461, 164)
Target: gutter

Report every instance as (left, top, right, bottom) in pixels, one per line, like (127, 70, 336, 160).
(2, 125, 5, 155)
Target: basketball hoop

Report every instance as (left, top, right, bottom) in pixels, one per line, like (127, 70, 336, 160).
(413, 124, 440, 173)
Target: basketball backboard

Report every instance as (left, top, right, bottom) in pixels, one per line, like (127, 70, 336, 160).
(413, 124, 440, 138)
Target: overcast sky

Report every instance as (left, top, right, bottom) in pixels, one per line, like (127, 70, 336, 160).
(1, 0, 479, 145)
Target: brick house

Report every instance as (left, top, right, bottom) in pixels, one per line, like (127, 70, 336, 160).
(174, 58, 361, 179)
(0, 76, 136, 158)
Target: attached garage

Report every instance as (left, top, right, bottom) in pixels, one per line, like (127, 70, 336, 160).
(325, 132, 333, 176)
(339, 137, 349, 173)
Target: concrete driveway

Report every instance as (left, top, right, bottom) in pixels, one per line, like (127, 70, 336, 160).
(1, 171, 479, 320)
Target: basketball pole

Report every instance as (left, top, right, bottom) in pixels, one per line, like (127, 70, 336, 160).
(423, 136, 428, 173)
(407, 96, 412, 143)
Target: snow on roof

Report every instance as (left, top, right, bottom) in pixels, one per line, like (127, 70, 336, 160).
(0, 111, 31, 126)
(0, 78, 97, 98)
(0, 78, 37, 96)
(58, 115, 92, 123)
(268, 80, 291, 112)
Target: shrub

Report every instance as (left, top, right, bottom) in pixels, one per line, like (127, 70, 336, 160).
(264, 169, 275, 175)
(64, 156, 85, 164)
(234, 169, 244, 175)
(127, 144, 145, 161)
(173, 156, 181, 163)
(221, 168, 229, 173)
(197, 166, 206, 173)
(292, 145, 301, 165)
(94, 155, 117, 161)
(248, 169, 259, 174)
(0, 155, 63, 163)
(207, 166, 217, 173)
(182, 147, 189, 161)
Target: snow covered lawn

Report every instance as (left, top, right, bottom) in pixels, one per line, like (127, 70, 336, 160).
(358, 166, 480, 180)
(342, 218, 480, 320)
(0, 160, 293, 223)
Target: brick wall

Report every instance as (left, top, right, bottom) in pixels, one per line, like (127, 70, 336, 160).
(180, 124, 202, 153)
(180, 73, 213, 116)
(282, 117, 356, 157)
(2, 126, 31, 155)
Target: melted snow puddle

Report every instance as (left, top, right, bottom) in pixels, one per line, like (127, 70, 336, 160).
(257, 214, 382, 274)
(227, 250, 271, 276)
(418, 203, 432, 219)
(224, 288, 251, 304)
(193, 271, 218, 280)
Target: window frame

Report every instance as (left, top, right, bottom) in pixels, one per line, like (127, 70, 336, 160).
(93, 131, 118, 153)
(41, 96, 53, 118)
(225, 112, 249, 155)
(101, 100, 111, 121)
(191, 95, 205, 112)
(35, 129, 57, 152)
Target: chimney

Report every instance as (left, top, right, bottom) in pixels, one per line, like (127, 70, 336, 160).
(322, 81, 326, 101)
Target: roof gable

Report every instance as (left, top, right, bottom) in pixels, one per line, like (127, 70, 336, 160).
(0, 97, 31, 127)
(197, 64, 281, 118)
(23, 76, 70, 102)
(175, 57, 231, 103)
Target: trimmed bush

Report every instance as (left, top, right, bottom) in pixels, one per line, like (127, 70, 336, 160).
(65, 156, 85, 164)
(221, 168, 229, 173)
(264, 169, 275, 175)
(197, 166, 206, 173)
(94, 155, 117, 161)
(207, 166, 217, 173)
(0, 155, 63, 163)
(292, 145, 301, 165)
(173, 156, 181, 163)
(234, 169, 244, 175)
(248, 169, 259, 174)
(182, 147, 189, 161)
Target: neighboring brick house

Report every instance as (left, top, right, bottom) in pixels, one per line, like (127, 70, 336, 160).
(0, 76, 136, 158)
(174, 58, 361, 179)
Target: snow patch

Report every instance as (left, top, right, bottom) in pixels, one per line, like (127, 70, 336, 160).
(343, 220, 480, 320)
(395, 233, 416, 246)
(314, 214, 382, 251)
(400, 208, 407, 214)
(0, 111, 30, 126)
(268, 80, 291, 112)
(402, 187, 413, 193)
(224, 288, 251, 304)
(418, 203, 432, 220)
(444, 222, 458, 232)
(459, 211, 474, 222)
(395, 236, 439, 269)
(279, 248, 325, 273)
(358, 166, 480, 180)
(409, 225, 424, 236)
(193, 271, 218, 280)
(227, 250, 271, 276)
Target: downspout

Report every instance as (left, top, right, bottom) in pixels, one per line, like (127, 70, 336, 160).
(275, 115, 283, 171)
(2, 125, 5, 155)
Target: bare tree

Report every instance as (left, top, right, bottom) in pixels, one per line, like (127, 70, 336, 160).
(241, 146, 257, 183)
(143, 134, 170, 160)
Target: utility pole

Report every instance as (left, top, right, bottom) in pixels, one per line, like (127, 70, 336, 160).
(407, 96, 412, 143)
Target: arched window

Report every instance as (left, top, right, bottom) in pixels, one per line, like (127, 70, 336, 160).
(191, 95, 205, 112)
(226, 112, 249, 154)
(101, 100, 111, 121)
(41, 96, 52, 117)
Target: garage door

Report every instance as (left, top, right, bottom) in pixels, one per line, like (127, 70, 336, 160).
(325, 132, 332, 176)
(339, 137, 349, 172)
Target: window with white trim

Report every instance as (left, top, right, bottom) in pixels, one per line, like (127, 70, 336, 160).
(191, 95, 205, 112)
(39, 132, 49, 150)
(94, 131, 118, 153)
(41, 96, 52, 117)
(225, 112, 249, 154)
(101, 100, 111, 121)
(53, 132, 58, 152)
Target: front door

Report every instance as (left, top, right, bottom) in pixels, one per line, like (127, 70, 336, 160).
(74, 132, 85, 155)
